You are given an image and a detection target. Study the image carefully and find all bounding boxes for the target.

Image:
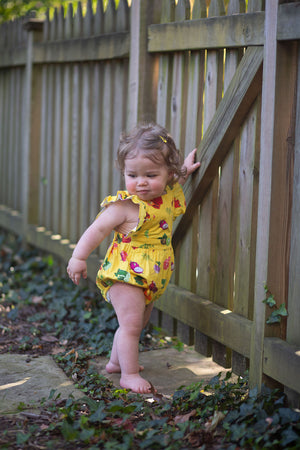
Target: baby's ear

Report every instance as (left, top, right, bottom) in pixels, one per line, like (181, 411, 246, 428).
(168, 171, 174, 181)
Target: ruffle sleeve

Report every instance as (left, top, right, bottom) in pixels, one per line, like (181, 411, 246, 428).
(100, 190, 148, 233)
(170, 182, 186, 219)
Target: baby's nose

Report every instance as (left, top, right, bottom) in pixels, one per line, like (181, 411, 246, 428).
(137, 177, 147, 185)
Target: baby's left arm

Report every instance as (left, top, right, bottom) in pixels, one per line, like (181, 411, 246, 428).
(179, 148, 201, 185)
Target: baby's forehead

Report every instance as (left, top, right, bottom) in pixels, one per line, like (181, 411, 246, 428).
(126, 148, 165, 162)
(125, 153, 160, 165)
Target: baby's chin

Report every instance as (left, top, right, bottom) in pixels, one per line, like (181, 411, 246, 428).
(136, 191, 166, 201)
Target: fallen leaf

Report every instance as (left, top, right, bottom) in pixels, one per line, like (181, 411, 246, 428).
(174, 409, 196, 424)
(65, 348, 75, 357)
(149, 381, 166, 403)
(32, 296, 43, 304)
(41, 334, 58, 342)
(204, 411, 225, 432)
(51, 346, 66, 355)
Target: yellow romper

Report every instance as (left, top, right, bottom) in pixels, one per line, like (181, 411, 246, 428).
(96, 182, 186, 304)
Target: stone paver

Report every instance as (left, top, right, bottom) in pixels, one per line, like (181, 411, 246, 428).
(0, 354, 84, 414)
(0, 348, 232, 414)
(93, 347, 231, 396)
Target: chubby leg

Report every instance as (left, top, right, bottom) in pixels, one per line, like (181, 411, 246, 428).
(105, 283, 152, 394)
(106, 327, 145, 373)
(106, 296, 154, 375)
(106, 327, 122, 373)
(143, 302, 154, 328)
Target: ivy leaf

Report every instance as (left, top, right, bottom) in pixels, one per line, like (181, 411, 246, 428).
(16, 432, 31, 445)
(266, 304, 288, 324)
(60, 421, 79, 441)
(275, 304, 288, 317)
(281, 428, 300, 446)
(263, 294, 276, 308)
(278, 408, 300, 425)
(266, 313, 281, 324)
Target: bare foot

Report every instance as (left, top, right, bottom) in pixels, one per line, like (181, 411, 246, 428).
(120, 374, 153, 394)
(106, 361, 144, 374)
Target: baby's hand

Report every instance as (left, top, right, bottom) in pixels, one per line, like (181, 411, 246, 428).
(67, 257, 87, 285)
(179, 148, 200, 184)
(184, 148, 201, 176)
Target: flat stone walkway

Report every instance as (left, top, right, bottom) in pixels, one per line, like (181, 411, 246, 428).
(0, 348, 231, 414)
(0, 354, 84, 415)
(93, 347, 231, 396)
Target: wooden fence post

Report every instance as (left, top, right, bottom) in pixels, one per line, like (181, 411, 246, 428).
(22, 19, 43, 237)
(126, 0, 161, 129)
(249, 0, 278, 391)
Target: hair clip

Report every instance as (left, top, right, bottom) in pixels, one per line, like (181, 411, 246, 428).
(159, 135, 167, 143)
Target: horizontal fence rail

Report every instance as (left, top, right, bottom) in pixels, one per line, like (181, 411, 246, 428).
(0, 0, 300, 404)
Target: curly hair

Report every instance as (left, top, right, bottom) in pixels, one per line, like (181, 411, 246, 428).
(116, 123, 186, 185)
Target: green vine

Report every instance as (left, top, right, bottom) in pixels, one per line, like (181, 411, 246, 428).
(263, 285, 288, 324)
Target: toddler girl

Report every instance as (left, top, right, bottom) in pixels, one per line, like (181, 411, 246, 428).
(67, 123, 200, 394)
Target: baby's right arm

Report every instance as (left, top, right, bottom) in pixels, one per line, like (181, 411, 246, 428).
(67, 201, 130, 285)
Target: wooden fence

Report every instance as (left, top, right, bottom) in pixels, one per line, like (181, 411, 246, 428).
(0, 0, 300, 403)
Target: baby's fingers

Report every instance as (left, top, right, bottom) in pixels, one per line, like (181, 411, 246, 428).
(82, 269, 88, 280)
(74, 273, 81, 285)
(67, 268, 80, 285)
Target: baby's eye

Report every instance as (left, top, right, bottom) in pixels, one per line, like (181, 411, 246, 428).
(147, 174, 157, 178)
(127, 173, 136, 178)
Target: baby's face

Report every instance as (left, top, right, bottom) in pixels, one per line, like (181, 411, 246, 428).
(124, 152, 172, 201)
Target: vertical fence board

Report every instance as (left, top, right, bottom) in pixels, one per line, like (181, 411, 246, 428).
(112, 61, 127, 194)
(94, 0, 104, 35)
(247, 0, 264, 13)
(99, 62, 113, 254)
(0, 71, 4, 203)
(53, 65, 62, 234)
(3, 70, 9, 205)
(83, 0, 93, 37)
(178, 0, 206, 293)
(61, 65, 71, 238)
(8, 70, 15, 206)
(113, 0, 129, 194)
(45, 65, 54, 230)
(14, 69, 22, 211)
(171, 0, 190, 141)
(70, 65, 81, 243)
(127, 0, 160, 130)
(57, 7, 64, 40)
(249, 0, 278, 390)
(64, 4, 73, 39)
(234, 102, 259, 318)
(73, 2, 83, 38)
(2, 72, 9, 204)
(39, 67, 47, 225)
(89, 63, 101, 226)
(29, 64, 42, 226)
(215, 151, 234, 309)
(204, 0, 229, 367)
(266, 42, 297, 343)
(156, 0, 175, 128)
(287, 45, 300, 347)
(224, 0, 244, 314)
(79, 64, 91, 235)
(171, 0, 191, 344)
(175, 0, 207, 345)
